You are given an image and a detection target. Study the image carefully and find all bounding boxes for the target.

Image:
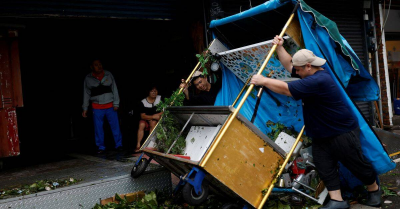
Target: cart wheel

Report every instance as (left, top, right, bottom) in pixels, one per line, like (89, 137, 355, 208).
(221, 203, 241, 209)
(131, 158, 149, 178)
(182, 181, 209, 206)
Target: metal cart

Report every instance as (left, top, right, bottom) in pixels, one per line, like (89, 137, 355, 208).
(132, 106, 286, 208)
(131, 4, 310, 208)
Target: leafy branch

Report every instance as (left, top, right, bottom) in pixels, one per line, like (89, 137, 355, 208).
(154, 88, 186, 155)
(195, 50, 218, 76)
(266, 121, 311, 146)
(0, 178, 81, 199)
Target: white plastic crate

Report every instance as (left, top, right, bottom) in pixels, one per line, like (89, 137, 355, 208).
(183, 125, 221, 161)
(275, 132, 302, 156)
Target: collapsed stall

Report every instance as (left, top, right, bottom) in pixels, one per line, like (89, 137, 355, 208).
(211, 0, 394, 176)
(133, 0, 395, 208)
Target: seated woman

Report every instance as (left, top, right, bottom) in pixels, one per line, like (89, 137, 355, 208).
(136, 85, 162, 152)
(179, 71, 222, 106)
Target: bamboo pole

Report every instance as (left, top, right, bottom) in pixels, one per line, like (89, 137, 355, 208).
(258, 125, 305, 209)
(178, 39, 217, 95)
(200, 2, 299, 168)
(232, 77, 251, 107)
(178, 62, 201, 95)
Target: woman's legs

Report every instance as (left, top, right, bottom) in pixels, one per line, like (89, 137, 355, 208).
(149, 120, 158, 132)
(136, 120, 147, 151)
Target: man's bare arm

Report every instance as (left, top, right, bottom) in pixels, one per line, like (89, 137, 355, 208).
(273, 35, 293, 73)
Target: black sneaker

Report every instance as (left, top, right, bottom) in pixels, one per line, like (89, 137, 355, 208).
(320, 200, 350, 209)
(116, 146, 124, 152)
(365, 187, 382, 207)
(97, 149, 106, 155)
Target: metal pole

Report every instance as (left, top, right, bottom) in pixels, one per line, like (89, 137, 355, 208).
(292, 187, 319, 202)
(257, 125, 305, 209)
(371, 0, 384, 126)
(379, 3, 393, 126)
(200, 2, 300, 168)
(178, 62, 201, 95)
(232, 77, 251, 107)
(139, 117, 163, 151)
(166, 112, 195, 154)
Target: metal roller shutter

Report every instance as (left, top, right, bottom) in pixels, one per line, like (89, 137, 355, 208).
(0, 0, 182, 20)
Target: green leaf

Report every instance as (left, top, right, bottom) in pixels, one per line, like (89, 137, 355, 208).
(277, 201, 290, 209)
(115, 193, 123, 201)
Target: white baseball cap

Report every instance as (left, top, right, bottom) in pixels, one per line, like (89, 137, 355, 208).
(292, 49, 326, 67)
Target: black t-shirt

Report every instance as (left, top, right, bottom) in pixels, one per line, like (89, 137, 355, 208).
(184, 78, 222, 106)
(287, 70, 358, 140)
(139, 95, 162, 115)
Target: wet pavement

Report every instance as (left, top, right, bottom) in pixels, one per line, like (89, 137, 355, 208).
(0, 152, 138, 190)
(1, 117, 400, 208)
(374, 115, 400, 209)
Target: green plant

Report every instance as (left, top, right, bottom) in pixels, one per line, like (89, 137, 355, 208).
(0, 178, 82, 199)
(154, 115, 186, 155)
(93, 192, 160, 209)
(93, 190, 226, 209)
(195, 50, 218, 76)
(154, 88, 186, 155)
(266, 121, 312, 146)
(156, 89, 185, 111)
(381, 185, 397, 197)
(264, 199, 291, 209)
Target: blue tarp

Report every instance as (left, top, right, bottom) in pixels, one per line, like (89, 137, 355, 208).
(212, 0, 395, 177)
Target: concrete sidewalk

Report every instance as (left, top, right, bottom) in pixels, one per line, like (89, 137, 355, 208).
(368, 115, 400, 209)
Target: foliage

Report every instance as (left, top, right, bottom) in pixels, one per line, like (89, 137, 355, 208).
(195, 50, 218, 76)
(262, 198, 321, 209)
(154, 115, 187, 155)
(381, 185, 397, 197)
(93, 191, 160, 209)
(265, 199, 291, 209)
(266, 121, 312, 146)
(156, 89, 185, 112)
(92, 190, 225, 209)
(0, 177, 82, 199)
(154, 88, 186, 155)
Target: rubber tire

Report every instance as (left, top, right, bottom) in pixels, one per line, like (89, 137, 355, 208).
(130, 158, 149, 178)
(182, 181, 209, 206)
(221, 203, 241, 209)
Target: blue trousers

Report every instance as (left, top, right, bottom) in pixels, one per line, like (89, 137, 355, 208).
(93, 107, 122, 150)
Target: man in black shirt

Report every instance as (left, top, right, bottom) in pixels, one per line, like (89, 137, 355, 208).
(179, 71, 222, 106)
(251, 36, 380, 209)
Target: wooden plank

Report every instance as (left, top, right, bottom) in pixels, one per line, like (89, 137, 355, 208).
(144, 149, 198, 165)
(100, 191, 145, 205)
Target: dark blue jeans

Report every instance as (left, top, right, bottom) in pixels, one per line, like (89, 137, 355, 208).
(93, 107, 122, 150)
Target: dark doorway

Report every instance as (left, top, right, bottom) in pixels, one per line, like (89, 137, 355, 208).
(5, 17, 199, 166)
